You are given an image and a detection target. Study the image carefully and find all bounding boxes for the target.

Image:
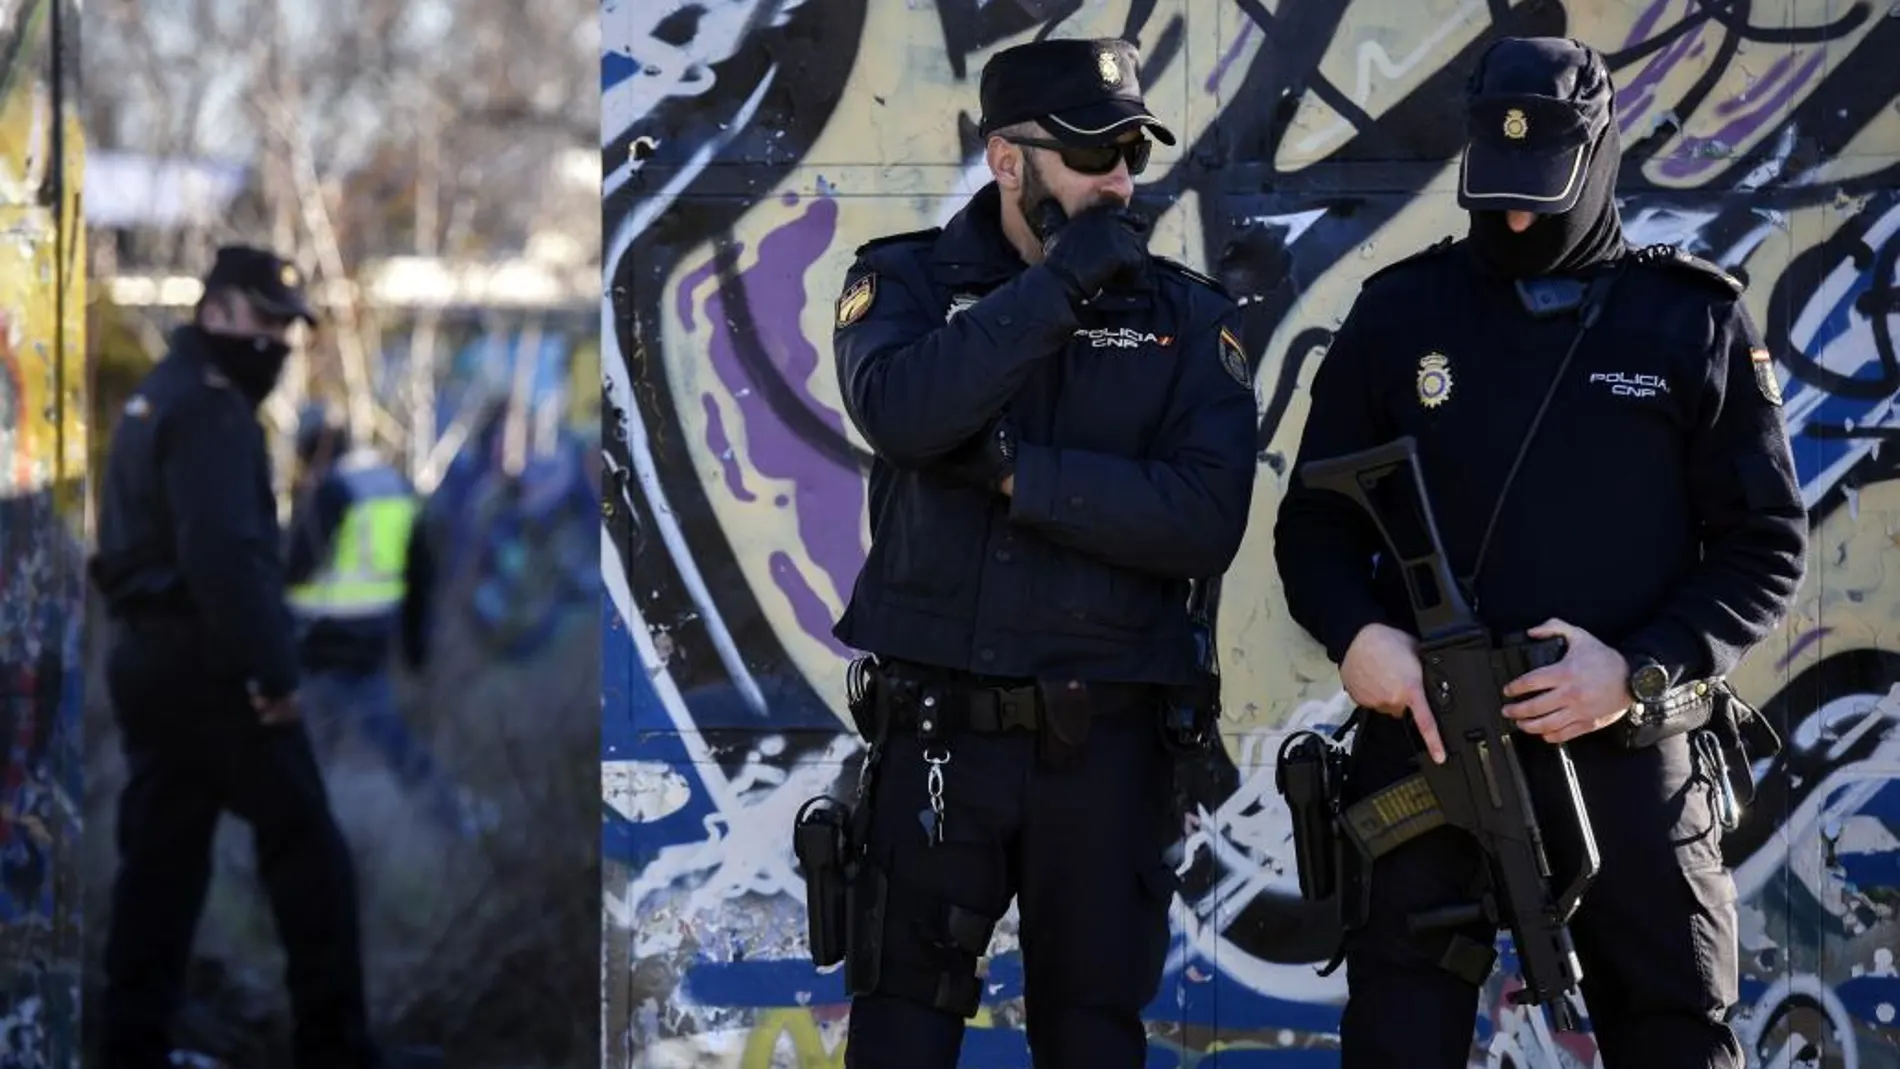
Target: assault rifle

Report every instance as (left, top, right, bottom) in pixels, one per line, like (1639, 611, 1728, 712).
(1297, 435, 1601, 1031)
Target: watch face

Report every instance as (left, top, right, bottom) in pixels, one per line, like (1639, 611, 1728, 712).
(1631, 663, 1668, 702)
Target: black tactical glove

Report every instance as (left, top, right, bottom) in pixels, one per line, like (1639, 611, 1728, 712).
(933, 419, 1017, 493)
(1035, 200, 1150, 306)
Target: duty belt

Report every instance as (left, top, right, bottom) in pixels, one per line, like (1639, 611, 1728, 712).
(880, 676, 1044, 734)
(869, 662, 1156, 735)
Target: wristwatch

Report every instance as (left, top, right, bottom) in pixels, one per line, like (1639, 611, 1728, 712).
(1627, 655, 1670, 705)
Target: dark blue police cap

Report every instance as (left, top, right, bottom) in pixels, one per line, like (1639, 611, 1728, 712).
(1457, 37, 1615, 214)
(978, 38, 1177, 147)
(202, 244, 317, 324)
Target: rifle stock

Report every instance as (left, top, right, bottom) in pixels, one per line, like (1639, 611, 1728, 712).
(1298, 435, 1601, 1032)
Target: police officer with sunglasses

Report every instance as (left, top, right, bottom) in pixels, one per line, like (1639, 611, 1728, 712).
(819, 36, 1259, 1069)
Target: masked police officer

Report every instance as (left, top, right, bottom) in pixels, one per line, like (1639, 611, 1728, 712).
(1273, 37, 1807, 1068)
(822, 36, 1259, 1069)
(91, 246, 384, 1069)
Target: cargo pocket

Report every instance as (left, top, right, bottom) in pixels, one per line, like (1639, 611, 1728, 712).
(1682, 866, 1741, 1014)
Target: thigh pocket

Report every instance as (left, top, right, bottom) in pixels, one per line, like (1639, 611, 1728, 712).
(1682, 866, 1741, 1015)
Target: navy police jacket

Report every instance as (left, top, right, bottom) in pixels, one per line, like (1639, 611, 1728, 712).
(831, 183, 1259, 685)
(91, 326, 302, 698)
(1275, 239, 1808, 688)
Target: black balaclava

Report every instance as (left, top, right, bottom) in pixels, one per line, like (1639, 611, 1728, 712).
(1467, 124, 1627, 279)
(194, 327, 292, 406)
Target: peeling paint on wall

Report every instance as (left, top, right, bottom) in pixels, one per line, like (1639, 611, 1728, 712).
(604, 1, 1900, 1065)
(0, 0, 85, 1066)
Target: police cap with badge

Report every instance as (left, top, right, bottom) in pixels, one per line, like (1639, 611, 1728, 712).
(203, 244, 319, 325)
(977, 37, 1176, 176)
(1457, 36, 1614, 216)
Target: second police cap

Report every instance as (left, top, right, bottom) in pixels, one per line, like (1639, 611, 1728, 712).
(202, 244, 318, 325)
(978, 38, 1177, 147)
(1457, 36, 1615, 215)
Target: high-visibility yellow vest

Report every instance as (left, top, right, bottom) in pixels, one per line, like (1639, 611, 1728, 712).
(287, 457, 420, 620)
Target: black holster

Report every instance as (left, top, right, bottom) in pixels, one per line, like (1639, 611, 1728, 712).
(796, 656, 889, 970)
(1275, 728, 1350, 902)
(794, 797, 853, 967)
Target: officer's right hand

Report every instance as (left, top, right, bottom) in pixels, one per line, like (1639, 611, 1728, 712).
(252, 691, 301, 726)
(1340, 622, 1445, 765)
(1039, 203, 1150, 305)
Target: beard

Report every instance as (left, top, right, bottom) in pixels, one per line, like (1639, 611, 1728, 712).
(1016, 149, 1127, 227)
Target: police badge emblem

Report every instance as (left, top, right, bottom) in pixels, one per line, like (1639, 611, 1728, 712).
(1098, 49, 1122, 87)
(280, 263, 300, 287)
(1503, 108, 1529, 140)
(1417, 352, 1452, 408)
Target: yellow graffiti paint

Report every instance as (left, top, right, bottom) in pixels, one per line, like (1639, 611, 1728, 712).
(737, 1005, 1006, 1068)
(0, 0, 86, 511)
(738, 1008, 845, 1069)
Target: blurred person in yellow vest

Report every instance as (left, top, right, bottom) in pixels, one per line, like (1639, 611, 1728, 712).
(284, 404, 476, 837)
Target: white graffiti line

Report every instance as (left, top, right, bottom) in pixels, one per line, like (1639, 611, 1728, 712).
(602, 62, 774, 719)
(623, 734, 864, 952)
(1176, 691, 1358, 1003)
(1291, 0, 1488, 156)
(1732, 973, 1862, 1069)
(604, 0, 812, 148)
(601, 529, 751, 815)
(1731, 685, 1900, 905)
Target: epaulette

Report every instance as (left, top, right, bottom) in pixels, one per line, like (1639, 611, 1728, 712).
(1360, 235, 1456, 289)
(1630, 243, 1744, 296)
(1153, 256, 1233, 299)
(853, 227, 942, 258)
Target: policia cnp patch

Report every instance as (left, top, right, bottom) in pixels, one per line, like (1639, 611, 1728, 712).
(1218, 326, 1251, 388)
(837, 273, 876, 328)
(1750, 347, 1782, 406)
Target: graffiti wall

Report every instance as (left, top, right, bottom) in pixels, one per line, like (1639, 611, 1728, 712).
(0, 0, 85, 1066)
(604, 1, 1900, 1065)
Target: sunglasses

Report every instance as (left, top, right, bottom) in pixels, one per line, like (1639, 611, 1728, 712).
(1006, 135, 1152, 177)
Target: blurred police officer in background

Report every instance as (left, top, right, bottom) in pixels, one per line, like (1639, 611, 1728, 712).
(1273, 37, 1806, 1068)
(824, 37, 1258, 1069)
(284, 404, 473, 836)
(90, 245, 386, 1069)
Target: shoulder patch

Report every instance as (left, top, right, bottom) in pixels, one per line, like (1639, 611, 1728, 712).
(1361, 235, 1456, 290)
(1218, 325, 1252, 388)
(1154, 256, 1232, 299)
(1750, 346, 1783, 406)
(1632, 243, 1744, 296)
(836, 272, 876, 328)
(853, 227, 941, 258)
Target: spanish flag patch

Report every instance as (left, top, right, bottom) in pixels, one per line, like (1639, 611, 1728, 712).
(836, 273, 876, 329)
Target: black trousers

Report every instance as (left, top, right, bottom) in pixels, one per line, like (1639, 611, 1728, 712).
(844, 690, 1177, 1069)
(1339, 718, 1744, 1069)
(100, 629, 374, 1069)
